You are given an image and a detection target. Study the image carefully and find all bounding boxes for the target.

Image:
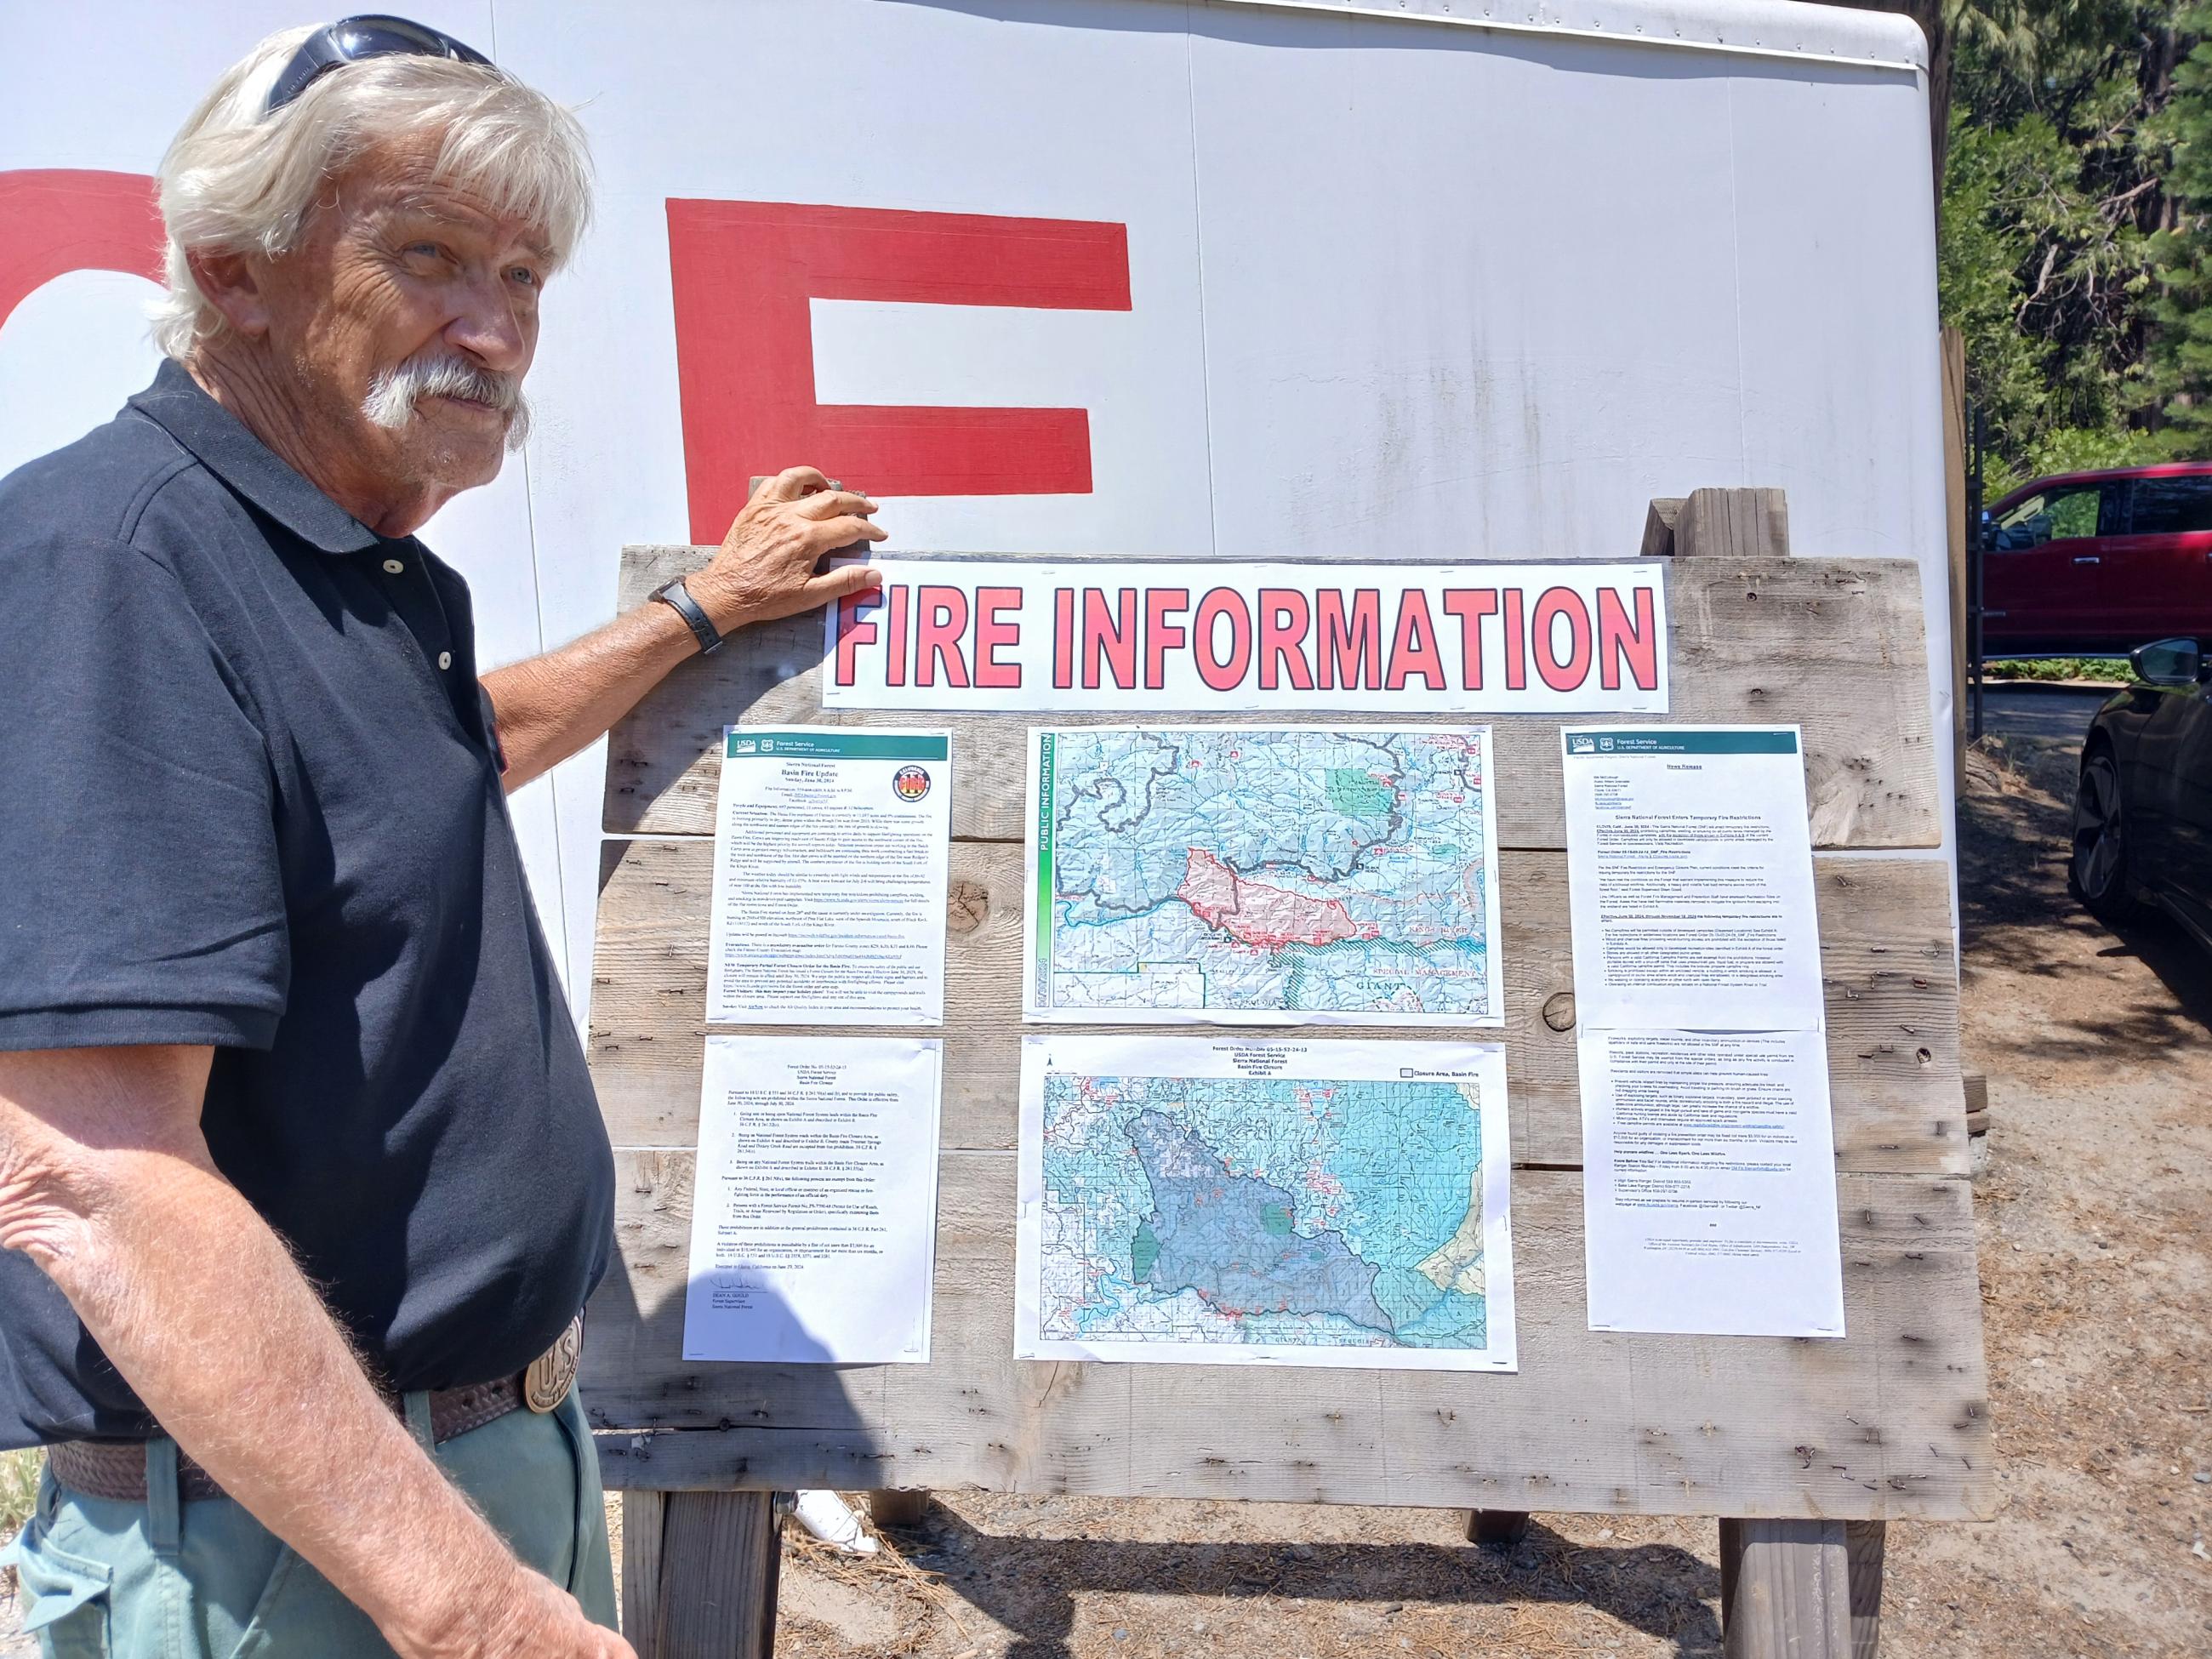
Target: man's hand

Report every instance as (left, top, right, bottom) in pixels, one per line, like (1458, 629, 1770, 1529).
(687, 465, 887, 633)
(0, 1044, 631, 1659)
(413, 1560, 635, 1659)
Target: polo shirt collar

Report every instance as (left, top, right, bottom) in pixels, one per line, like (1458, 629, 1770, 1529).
(129, 358, 380, 555)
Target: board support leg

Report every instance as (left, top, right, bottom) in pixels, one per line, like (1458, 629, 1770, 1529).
(1719, 1517, 1851, 1658)
(1847, 1519, 1886, 1659)
(869, 1489, 932, 1528)
(621, 1490, 670, 1659)
(644, 1490, 783, 1659)
(1465, 1508, 1530, 1549)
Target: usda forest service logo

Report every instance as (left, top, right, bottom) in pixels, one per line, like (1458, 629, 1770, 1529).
(893, 764, 933, 802)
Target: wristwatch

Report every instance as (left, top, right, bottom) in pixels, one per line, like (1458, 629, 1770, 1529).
(652, 577, 724, 656)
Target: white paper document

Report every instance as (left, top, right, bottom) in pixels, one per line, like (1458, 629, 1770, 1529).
(1026, 726, 1504, 1026)
(704, 727, 951, 1025)
(1016, 1034, 1516, 1370)
(682, 1035, 943, 1364)
(1560, 726, 1823, 1031)
(1577, 1029, 1845, 1337)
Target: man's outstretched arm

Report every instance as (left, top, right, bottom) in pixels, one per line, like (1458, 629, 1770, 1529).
(483, 466, 885, 791)
(0, 1043, 629, 1659)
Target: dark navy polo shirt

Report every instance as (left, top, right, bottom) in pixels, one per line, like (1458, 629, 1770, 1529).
(0, 359, 614, 1445)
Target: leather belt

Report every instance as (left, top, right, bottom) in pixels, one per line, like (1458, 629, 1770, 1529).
(46, 1316, 582, 1505)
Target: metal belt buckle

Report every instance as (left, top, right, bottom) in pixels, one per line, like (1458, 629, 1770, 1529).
(524, 1314, 583, 1413)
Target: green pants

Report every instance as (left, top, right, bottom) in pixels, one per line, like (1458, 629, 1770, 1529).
(3, 1386, 616, 1657)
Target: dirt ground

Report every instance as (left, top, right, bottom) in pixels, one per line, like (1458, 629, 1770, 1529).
(759, 698, 2212, 1659)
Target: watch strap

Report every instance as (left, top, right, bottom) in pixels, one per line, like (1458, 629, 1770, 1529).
(653, 577, 724, 656)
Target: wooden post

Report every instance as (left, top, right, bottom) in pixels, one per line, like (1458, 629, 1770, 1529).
(1847, 1520, 1887, 1659)
(1719, 1518, 1853, 1658)
(633, 1491, 782, 1659)
(622, 1491, 669, 1658)
(1673, 485, 1789, 561)
(1465, 1508, 1531, 1548)
(868, 1489, 932, 1527)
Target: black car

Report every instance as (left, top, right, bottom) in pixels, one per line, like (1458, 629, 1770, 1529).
(2071, 637, 2212, 949)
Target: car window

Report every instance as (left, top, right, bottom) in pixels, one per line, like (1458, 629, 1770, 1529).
(2128, 476, 2212, 535)
(1994, 484, 2102, 549)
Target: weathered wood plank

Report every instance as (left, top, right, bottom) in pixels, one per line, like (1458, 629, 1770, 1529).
(1675, 487, 1790, 563)
(649, 1490, 780, 1659)
(1720, 1518, 1853, 1657)
(584, 1153, 1994, 1522)
(602, 549, 1940, 851)
(1847, 1519, 1886, 1659)
(619, 1490, 666, 1657)
(587, 840, 1965, 1175)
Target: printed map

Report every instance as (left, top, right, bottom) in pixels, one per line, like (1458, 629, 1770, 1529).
(1018, 1038, 1514, 1368)
(1029, 727, 1502, 1023)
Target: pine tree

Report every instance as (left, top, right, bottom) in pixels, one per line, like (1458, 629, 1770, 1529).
(2146, 1, 2212, 453)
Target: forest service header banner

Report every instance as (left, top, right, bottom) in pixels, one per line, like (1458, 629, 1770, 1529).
(824, 561, 1669, 713)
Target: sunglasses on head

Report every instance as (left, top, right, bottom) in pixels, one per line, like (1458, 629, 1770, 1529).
(265, 14, 493, 117)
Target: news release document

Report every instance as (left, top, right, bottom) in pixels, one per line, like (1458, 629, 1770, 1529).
(1562, 726, 1844, 1338)
(704, 727, 952, 1025)
(1559, 726, 1821, 1031)
(1576, 1029, 1844, 1337)
(682, 1036, 943, 1364)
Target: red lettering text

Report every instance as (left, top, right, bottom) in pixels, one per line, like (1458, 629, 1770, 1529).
(975, 586, 1022, 689)
(1441, 589, 1499, 690)
(1532, 587, 1593, 693)
(1194, 589, 1253, 693)
(834, 589, 881, 687)
(1384, 590, 1446, 692)
(1257, 589, 1314, 691)
(1143, 588, 1190, 690)
(915, 584, 970, 688)
(1597, 585, 1660, 692)
(1315, 589, 1383, 692)
(1081, 588, 1139, 691)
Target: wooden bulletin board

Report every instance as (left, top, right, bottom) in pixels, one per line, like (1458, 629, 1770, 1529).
(583, 489, 1992, 1536)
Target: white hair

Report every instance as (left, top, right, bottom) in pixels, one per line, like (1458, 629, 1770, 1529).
(151, 25, 593, 360)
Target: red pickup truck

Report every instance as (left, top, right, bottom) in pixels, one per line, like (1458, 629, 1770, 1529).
(1982, 463, 2212, 654)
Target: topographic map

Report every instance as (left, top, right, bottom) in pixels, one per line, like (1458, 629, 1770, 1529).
(1016, 1036, 1516, 1370)
(1026, 727, 1503, 1024)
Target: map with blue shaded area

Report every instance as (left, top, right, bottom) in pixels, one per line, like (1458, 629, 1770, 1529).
(1036, 728, 1497, 1021)
(1036, 1071, 1492, 1354)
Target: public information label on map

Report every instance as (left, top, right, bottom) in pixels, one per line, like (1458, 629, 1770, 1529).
(1577, 1029, 1846, 1338)
(1025, 726, 1504, 1025)
(1559, 726, 1823, 1031)
(1016, 1035, 1516, 1371)
(684, 1035, 943, 1365)
(705, 727, 952, 1025)
(824, 559, 1668, 714)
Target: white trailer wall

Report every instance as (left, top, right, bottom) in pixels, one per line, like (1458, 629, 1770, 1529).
(0, 0, 1949, 1009)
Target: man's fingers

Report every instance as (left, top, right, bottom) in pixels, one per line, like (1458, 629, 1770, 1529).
(759, 465, 830, 503)
(792, 489, 875, 522)
(809, 514, 888, 545)
(801, 564, 885, 605)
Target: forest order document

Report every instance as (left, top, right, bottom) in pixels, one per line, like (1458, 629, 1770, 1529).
(705, 727, 951, 1025)
(1561, 726, 1844, 1338)
(683, 1035, 943, 1364)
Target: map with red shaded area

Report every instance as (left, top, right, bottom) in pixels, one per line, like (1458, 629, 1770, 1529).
(1176, 848, 1363, 949)
(1032, 726, 1501, 1023)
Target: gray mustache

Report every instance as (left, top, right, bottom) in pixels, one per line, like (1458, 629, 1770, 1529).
(362, 356, 532, 452)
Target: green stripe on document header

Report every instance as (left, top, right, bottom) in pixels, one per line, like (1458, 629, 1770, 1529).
(1564, 729, 1799, 756)
(726, 730, 949, 761)
(1035, 733, 1055, 1010)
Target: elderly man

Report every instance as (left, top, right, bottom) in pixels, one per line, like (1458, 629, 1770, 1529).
(0, 18, 882, 1658)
